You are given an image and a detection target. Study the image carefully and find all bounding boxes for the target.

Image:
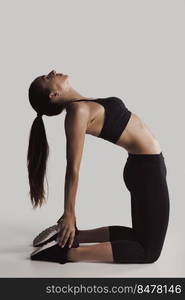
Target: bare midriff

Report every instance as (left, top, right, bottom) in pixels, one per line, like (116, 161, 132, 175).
(115, 112, 162, 154)
(71, 99, 162, 155)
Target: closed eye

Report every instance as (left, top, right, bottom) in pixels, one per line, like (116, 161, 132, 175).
(41, 72, 55, 81)
(42, 75, 48, 81)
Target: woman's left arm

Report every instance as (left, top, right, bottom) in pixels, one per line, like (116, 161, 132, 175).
(57, 103, 90, 248)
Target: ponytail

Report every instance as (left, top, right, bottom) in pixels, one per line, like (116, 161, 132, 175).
(27, 115, 49, 208)
(27, 76, 66, 208)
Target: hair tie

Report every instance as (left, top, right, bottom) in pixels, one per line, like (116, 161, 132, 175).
(37, 113, 43, 118)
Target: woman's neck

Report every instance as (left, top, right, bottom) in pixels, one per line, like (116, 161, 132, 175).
(63, 87, 94, 103)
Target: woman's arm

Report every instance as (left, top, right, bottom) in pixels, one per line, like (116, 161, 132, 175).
(57, 103, 90, 248)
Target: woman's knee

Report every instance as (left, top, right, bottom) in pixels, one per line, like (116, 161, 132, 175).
(110, 240, 162, 264)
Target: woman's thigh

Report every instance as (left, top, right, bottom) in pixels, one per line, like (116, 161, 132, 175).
(123, 153, 170, 257)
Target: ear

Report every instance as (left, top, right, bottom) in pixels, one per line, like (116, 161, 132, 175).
(49, 91, 60, 100)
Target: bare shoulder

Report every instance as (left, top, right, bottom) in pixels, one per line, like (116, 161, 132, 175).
(65, 101, 90, 113)
(64, 101, 91, 132)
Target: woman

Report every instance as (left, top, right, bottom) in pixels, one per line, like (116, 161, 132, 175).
(28, 70, 170, 264)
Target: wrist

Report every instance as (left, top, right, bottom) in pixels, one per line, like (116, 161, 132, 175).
(64, 211, 75, 217)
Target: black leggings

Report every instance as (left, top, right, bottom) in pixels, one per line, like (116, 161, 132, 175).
(109, 152, 170, 263)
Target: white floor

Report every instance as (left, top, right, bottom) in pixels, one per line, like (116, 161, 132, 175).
(0, 219, 184, 278)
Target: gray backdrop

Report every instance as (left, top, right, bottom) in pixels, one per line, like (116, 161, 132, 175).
(0, 0, 184, 277)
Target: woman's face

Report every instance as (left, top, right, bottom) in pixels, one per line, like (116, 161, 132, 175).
(38, 70, 70, 103)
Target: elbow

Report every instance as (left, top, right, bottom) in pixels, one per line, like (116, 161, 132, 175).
(66, 166, 79, 179)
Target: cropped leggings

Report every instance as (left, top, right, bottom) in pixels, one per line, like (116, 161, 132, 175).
(108, 152, 170, 263)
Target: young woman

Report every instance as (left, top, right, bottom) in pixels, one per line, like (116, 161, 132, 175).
(27, 70, 170, 264)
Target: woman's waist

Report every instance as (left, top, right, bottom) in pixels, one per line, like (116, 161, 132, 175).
(125, 139, 161, 154)
(116, 113, 161, 154)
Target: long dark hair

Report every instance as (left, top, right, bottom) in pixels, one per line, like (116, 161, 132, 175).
(27, 77, 66, 208)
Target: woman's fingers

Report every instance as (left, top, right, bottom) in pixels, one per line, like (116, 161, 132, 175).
(61, 232, 70, 248)
(58, 229, 71, 248)
(58, 229, 75, 248)
(68, 232, 75, 248)
(58, 228, 68, 247)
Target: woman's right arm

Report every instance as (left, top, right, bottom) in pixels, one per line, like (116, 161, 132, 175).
(57, 102, 90, 247)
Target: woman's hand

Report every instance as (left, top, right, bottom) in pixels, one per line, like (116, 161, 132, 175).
(57, 213, 76, 248)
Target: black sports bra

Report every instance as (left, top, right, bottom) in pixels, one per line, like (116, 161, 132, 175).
(72, 97, 132, 144)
